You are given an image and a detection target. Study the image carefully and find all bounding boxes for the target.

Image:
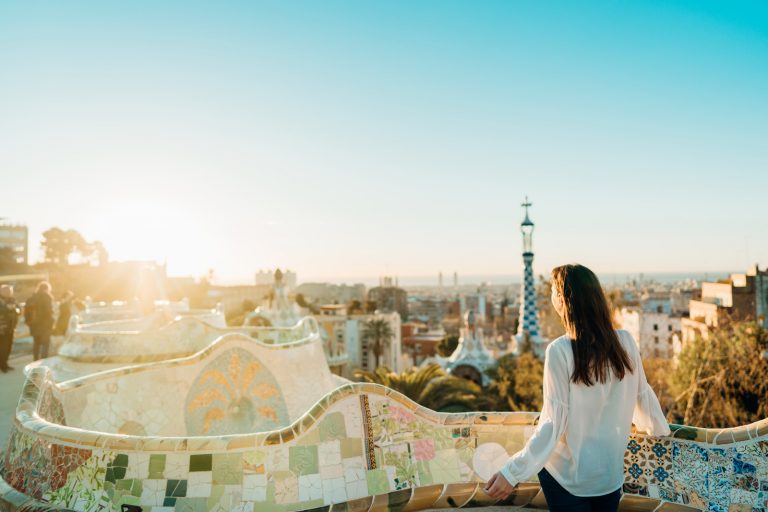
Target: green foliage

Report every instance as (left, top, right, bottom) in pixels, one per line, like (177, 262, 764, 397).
(40, 227, 107, 266)
(669, 321, 768, 428)
(485, 352, 544, 412)
(437, 335, 459, 357)
(354, 363, 493, 412)
(294, 293, 310, 309)
(347, 299, 364, 315)
(362, 318, 394, 368)
(0, 247, 25, 274)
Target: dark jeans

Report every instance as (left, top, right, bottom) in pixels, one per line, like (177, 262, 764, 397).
(33, 332, 51, 360)
(0, 331, 13, 369)
(538, 467, 621, 512)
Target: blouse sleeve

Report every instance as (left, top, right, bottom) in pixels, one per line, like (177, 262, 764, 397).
(499, 343, 570, 486)
(631, 348, 671, 437)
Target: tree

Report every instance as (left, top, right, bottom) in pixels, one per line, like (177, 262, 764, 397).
(0, 247, 23, 274)
(362, 318, 394, 369)
(295, 293, 310, 309)
(437, 335, 459, 357)
(347, 299, 364, 315)
(485, 352, 544, 412)
(40, 227, 107, 266)
(669, 321, 768, 428)
(536, 275, 565, 340)
(354, 363, 493, 412)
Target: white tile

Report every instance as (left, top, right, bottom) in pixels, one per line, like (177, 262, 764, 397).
(140, 479, 166, 506)
(346, 479, 369, 500)
(322, 477, 347, 505)
(124, 453, 149, 479)
(187, 471, 213, 497)
(319, 440, 342, 466)
(298, 474, 323, 501)
(164, 453, 189, 479)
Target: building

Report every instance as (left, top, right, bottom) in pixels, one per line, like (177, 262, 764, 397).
(314, 306, 403, 376)
(445, 310, 495, 386)
(515, 197, 547, 356)
(244, 269, 302, 327)
(616, 307, 682, 359)
(255, 268, 296, 289)
(0, 222, 28, 265)
(367, 276, 408, 321)
(205, 284, 271, 315)
(401, 322, 445, 367)
(294, 282, 366, 305)
(406, 296, 448, 327)
(681, 264, 768, 348)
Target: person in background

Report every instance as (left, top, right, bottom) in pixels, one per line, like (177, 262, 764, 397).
(26, 281, 55, 361)
(0, 285, 21, 372)
(484, 264, 670, 512)
(54, 290, 75, 336)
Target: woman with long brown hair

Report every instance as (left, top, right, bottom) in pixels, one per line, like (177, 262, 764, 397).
(484, 264, 670, 511)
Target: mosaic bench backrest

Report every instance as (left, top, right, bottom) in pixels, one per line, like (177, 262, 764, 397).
(3, 368, 768, 512)
(57, 317, 318, 363)
(52, 331, 340, 436)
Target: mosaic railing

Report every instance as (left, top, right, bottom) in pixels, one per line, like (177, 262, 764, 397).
(30, 317, 323, 382)
(2, 334, 767, 511)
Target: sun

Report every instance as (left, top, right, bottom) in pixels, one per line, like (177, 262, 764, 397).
(84, 197, 209, 277)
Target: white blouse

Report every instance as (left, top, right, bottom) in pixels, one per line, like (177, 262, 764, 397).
(499, 329, 671, 497)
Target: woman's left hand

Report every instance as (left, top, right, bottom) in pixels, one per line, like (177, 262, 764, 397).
(484, 471, 517, 500)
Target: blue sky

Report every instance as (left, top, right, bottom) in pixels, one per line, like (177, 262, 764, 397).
(1, 1, 766, 283)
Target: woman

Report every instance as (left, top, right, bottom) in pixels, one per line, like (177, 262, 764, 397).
(484, 264, 670, 511)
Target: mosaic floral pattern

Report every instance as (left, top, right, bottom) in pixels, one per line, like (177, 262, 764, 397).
(185, 348, 289, 435)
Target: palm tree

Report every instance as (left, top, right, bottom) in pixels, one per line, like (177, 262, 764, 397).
(361, 318, 394, 369)
(354, 363, 494, 412)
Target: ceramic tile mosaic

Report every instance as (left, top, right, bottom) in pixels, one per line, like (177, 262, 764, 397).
(26, 316, 322, 383)
(2, 323, 768, 512)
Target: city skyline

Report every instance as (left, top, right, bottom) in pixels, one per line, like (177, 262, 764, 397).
(2, 1, 767, 282)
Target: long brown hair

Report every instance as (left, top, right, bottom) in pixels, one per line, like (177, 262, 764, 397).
(551, 264, 634, 386)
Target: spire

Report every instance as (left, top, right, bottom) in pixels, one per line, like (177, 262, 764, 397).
(516, 196, 542, 351)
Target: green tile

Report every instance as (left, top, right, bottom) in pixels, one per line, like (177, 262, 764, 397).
(206, 484, 225, 510)
(341, 438, 363, 458)
(319, 412, 347, 441)
(428, 450, 460, 483)
(212, 453, 243, 484)
(417, 460, 433, 485)
(289, 446, 319, 475)
(189, 454, 212, 472)
(174, 497, 208, 512)
(118, 494, 140, 507)
(149, 454, 166, 479)
(366, 469, 390, 495)
(166, 479, 187, 497)
(115, 479, 142, 497)
(112, 454, 129, 468)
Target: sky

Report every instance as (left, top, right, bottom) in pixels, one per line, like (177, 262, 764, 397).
(1, 1, 767, 284)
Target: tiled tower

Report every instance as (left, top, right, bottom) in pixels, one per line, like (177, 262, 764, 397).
(515, 197, 543, 350)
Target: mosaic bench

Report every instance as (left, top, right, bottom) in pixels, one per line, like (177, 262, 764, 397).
(2, 334, 767, 512)
(29, 316, 321, 382)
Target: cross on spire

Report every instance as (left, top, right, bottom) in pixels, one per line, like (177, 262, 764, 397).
(521, 196, 532, 214)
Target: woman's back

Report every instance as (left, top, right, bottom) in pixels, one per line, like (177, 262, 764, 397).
(494, 264, 670, 508)
(545, 329, 661, 496)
